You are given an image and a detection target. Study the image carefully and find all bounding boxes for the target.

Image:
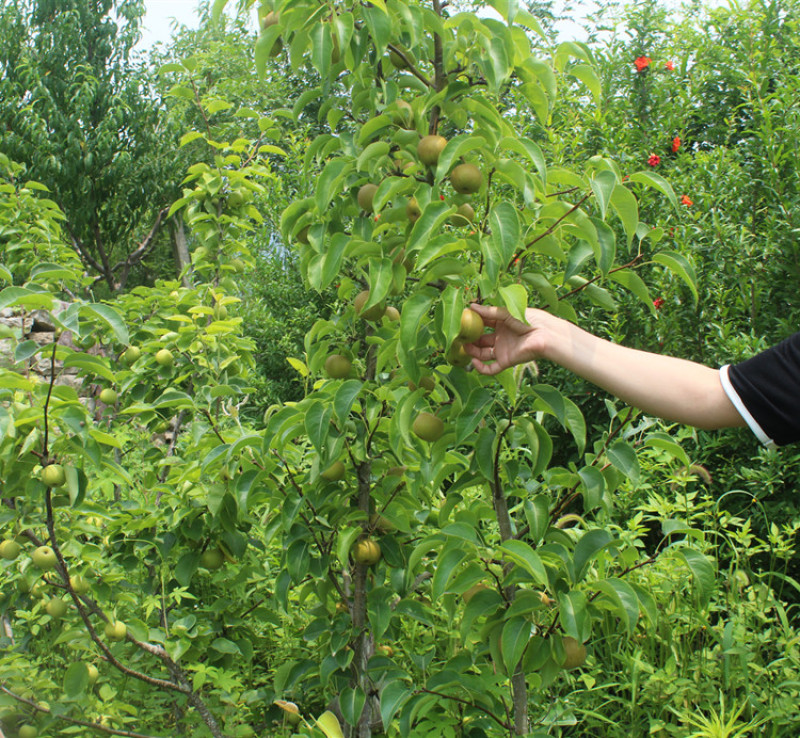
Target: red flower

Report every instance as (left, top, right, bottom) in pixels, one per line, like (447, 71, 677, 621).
(665, 60, 675, 71)
(634, 56, 652, 72)
(681, 195, 693, 206)
(653, 298, 665, 309)
(647, 153, 661, 167)
(672, 136, 681, 153)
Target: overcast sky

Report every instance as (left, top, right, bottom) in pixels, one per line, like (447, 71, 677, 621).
(136, 0, 723, 51)
(138, 0, 205, 50)
(136, 0, 591, 50)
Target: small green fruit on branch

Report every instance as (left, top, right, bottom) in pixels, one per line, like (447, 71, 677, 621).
(418, 135, 447, 167)
(357, 183, 378, 212)
(354, 290, 384, 322)
(412, 412, 444, 442)
(450, 163, 482, 194)
(325, 354, 352, 379)
(40, 464, 66, 488)
(458, 308, 484, 342)
(351, 538, 382, 565)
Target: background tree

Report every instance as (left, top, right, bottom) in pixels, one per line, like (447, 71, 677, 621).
(0, 0, 182, 292)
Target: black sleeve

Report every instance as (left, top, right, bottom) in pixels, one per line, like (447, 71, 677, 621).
(720, 331, 800, 448)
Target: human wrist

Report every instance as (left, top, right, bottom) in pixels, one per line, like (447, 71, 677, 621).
(529, 309, 577, 366)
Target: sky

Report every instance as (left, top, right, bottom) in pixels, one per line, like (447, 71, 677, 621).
(136, 0, 724, 51)
(137, 0, 207, 50)
(135, 0, 591, 50)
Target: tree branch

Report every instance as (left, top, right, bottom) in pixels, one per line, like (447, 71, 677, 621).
(0, 685, 164, 738)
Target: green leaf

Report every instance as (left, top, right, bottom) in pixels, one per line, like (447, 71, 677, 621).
(211, 0, 229, 23)
(334, 380, 362, 423)
(609, 268, 652, 310)
(339, 686, 366, 727)
(554, 41, 591, 70)
(590, 170, 617, 220)
(474, 427, 495, 481)
(454, 389, 494, 445)
(434, 134, 487, 182)
(379, 681, 412, 732)
(557, 590, 588, 641)
(88, 429, 122, 449)
(439, 284, 465, 348)
(317, 711, 346, 738)
(304, 400, 332, 453)
(255, 27, 282, 78)
(337, 527, 362, 568)
(30, 262, 79, 282)
(62, 353, 116, 383)
(63, 662, 89, 698)
(373, 176, 416, 212)
(399, 288, 437, 373)
(310, 23, 334, 78)
(81, 303, 129, 345)
(316, 159, 353, 212)
(524, 496, 550, 543)
(501, 617, 531, 674)
(569, 64, 601, 103)
(573, 529, 614, 583)
(644, 433, 690, 466)
(630, 582, 658, 625)
(485, 201, 520, 288)
(357, 141, 391, 172)
(431, 546, 470, 601)
(652, 251, 698, 303)
(628, 170, 678, 209)
(606, 440, 639, 484)
(407, 201, 453, 254)
(320, 233, 349, 291)
(676, 548, 716, 607)
(482, 35, 511, 92)
(499, 136, 546, 189)
(594, 578, 640, 633)
(0, 286, 53, 311)
(499, 540, 549, 586)
(211, 637, 241, 655)
(610, 185, 638, 247)
(577, 466, 605, 509)
(368, 257, 394, 305)
(357, 114, 394, 147)
(498, 283, 528, 323)
(175, 552, 199, 586)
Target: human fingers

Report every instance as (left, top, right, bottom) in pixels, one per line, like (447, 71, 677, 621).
(469, 356, 505, 376)
(469, 302, 530, 335)
(468, 302, 509, 325)
(464, 343, 495, 361)
(469, 334, 496, 350)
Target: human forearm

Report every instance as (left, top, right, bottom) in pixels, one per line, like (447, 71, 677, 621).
(543, 317, 745, 430)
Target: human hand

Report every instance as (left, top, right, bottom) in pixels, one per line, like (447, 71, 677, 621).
(463, 304, 553, 375)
